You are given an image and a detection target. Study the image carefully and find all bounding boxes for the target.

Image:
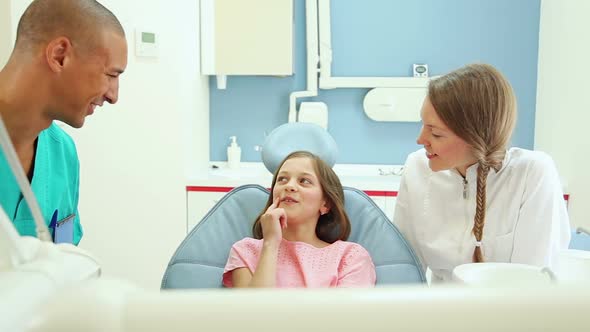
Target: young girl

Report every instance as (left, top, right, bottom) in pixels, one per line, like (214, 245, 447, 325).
(223, 151, 376, 288)
(394, 63, 571, 283)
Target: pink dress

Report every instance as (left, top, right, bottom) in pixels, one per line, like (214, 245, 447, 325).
(223, 238, 376, 287)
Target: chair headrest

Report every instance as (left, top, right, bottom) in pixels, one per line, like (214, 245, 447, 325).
(261, 122, 338, 174)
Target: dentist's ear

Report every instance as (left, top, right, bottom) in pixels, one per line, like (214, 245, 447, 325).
(46, 37, 73, 72)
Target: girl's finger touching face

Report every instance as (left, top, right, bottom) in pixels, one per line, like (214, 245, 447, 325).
(267, 196, 279, 212)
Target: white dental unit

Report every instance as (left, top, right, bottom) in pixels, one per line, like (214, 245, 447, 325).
(2, 117, 590, 332)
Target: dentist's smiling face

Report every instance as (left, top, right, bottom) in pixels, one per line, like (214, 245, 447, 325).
(272, 157, 329, 224)
(416, 97, 476, 176)
(49, 30, 127, 128)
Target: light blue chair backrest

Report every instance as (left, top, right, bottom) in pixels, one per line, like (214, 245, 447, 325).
(570, 228, 590, 251)
(162, 185, 268, 289)
(162, 122, 425, 288)
(161, 184, 426, 289)
(343, 186, 425, 284)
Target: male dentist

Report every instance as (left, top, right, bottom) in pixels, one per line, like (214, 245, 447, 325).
(0, 0, 128, 244)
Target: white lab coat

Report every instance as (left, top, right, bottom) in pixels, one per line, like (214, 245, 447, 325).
(394, 148, 571, 282)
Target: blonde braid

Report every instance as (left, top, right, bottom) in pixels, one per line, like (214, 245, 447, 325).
(428, 63, 516, 263)
(472, 163, 490, 262)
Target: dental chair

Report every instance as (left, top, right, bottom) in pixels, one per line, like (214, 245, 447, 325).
(570, 227, 590, 251)
(161, 123, 426, 289)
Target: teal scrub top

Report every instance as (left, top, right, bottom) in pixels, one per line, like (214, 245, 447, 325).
(0, 123, 83, 244)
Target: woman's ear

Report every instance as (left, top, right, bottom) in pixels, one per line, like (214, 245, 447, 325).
(319, 202, 330, 215)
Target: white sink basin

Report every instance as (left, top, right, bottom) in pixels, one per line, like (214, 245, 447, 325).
(452, 263, 554, 286)
(558, 249, 590, 283)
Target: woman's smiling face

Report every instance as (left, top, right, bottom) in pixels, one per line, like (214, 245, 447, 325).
(416, 97, 476, 176)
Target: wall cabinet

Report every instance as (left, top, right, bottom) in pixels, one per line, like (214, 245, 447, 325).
(201, 0, 293, 76)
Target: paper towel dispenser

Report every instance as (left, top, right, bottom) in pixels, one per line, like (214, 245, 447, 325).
(362, 87, 427, 122)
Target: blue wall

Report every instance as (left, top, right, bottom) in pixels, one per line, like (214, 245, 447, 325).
(210, 0, 541, 164)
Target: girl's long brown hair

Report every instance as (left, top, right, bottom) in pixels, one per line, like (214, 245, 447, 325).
(252, 151, 351, 243)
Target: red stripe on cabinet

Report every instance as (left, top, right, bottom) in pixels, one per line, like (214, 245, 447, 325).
(186, 186, 234, 193)
(187, 186, 569, 201)
(187, 186, 398, 197)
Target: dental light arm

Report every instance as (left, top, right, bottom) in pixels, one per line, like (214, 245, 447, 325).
(0, 114, 51, 242)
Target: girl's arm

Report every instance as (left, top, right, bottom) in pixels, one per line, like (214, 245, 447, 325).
(232, 239, 280, 287)
(233, 197, 286, 288)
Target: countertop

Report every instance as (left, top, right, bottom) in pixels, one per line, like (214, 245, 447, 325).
(186, 162, 403, 192)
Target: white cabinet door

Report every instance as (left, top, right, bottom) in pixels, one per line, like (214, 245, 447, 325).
(201, 0, 293, 75)
(187, 191, 227, 233)
(369, 195, 387, 217)
(386, 196, 397, 225)
(367, 195, 396, 223)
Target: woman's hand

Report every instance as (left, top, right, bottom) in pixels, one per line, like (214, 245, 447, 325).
(260, 196, 287, 245)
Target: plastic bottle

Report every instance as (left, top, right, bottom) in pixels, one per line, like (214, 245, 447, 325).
(227, 136, 241, 169)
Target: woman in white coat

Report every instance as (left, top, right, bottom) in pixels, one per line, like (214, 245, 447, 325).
(394, 63, 571, 283)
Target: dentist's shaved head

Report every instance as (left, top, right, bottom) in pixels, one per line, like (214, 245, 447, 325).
(14, 0, 125, 54)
